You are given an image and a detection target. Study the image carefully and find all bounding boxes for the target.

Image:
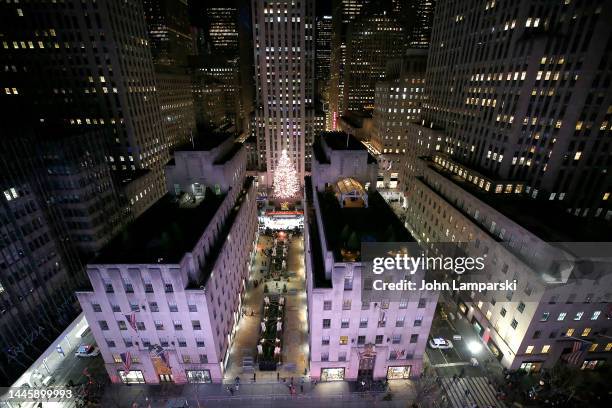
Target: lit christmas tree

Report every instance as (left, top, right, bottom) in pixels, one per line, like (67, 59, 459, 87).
(273, 149, 300, 199)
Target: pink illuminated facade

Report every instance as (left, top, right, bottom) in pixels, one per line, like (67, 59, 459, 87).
(76, 139, 258, 384)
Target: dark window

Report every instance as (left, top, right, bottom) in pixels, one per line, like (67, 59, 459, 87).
(517, 302, 525, 313)
(323, 319, 331, 329)
(92, 303, 102, 312)
(178, 339, 187, 347)
(99, 320, 109, 330)
(165, 283, 174, 293)
(418, 298, 427, 308)
(136, 322, 145, 331)
(410, 334, 418, 343)
(196, 340, 205, 347)
(375, 335, 384, 344)
(357, 335, 366, 345)
(124, 283, 134, 293)
(188, 304, 197, 312)
(192, 320, 201, 330)
(106, 339, 115, 347)
(144, 283, 154, 293)
(511, 319, 518, 329)
(118, 321, 127, 330)
(111, 304, 121, 313)
(199, 354, 208, 363)
(323, 301, 332, 310)
(500, 308, 507, 317)
(149, 302, 159, 312)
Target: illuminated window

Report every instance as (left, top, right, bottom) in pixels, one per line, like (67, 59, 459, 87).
(566, 328, 575, 337)
(541, 345, 550, 353)
(525, 345, 534, 354)
(581, 328, 591, 337)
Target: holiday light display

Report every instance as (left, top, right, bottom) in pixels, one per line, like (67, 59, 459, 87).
(273, 149, 299, 199)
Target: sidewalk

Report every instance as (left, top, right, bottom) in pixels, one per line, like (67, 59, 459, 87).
(98, 379, 417, 407)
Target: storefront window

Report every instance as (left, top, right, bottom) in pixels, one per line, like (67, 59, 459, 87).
(118, 370, 145, 384)
(387, 365, 411, 379)
(581, 360, 604, 370)
(519, 362, 542, 373)
(321, 367, 345, 381)
(186, 370, 212, 383)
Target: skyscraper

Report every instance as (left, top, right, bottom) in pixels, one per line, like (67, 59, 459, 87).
(343, 5, 406, 112)
(316, 15, 333, 129)
(409, 0, 612, 219)
(252, 0, 315, 183)
(0, 134, 86, 384)
(0, 0, 170, 214)
(396, 0, 612, 372)
(143, 0, 193, 66)
(372, 51, 427, 189)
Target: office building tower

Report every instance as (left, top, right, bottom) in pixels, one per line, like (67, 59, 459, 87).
(156, 66, 196, 150)
(343, 6, 406, 112)
(143, 0, 192, 66)
(411, 0, 612, 218)
(316, 15, 333, 129)
(329, 0, 371, 128)
(193, 1, 255, 132)
(203, 6, 240, 56)
(252, 0, 315, 183)
(0, 0, 170, 215)
(191, 58, 241, 129)
(404, 153, 612, 371)
(406, 0, 435, 49)
(305, 132, 437, 380)
(76, 134, 257, 384)
(38, 128, 127, 255)
(0, 136, 86, 384)
(372, 51, 427, 190)
(397, 0, 612, 372)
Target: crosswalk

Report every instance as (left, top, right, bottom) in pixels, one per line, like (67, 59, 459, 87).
(440, 376, 507, 408)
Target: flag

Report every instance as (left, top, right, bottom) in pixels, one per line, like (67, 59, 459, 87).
(161, 351, 171, 369)
(563, 341, 587, 366)
(126, 313, 137, 331)
(120, 352, 132, 372)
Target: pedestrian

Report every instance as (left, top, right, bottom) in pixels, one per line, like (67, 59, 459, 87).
(253, 372, 256, 382)
(300, 384, 304, 393)
(230, 386, 234, 395)
(290, 376, 294, 385)
(277, 372, 280, 382)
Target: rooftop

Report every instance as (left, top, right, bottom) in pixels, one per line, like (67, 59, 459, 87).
(317, 188, 414, 262)
(423, 157, 610, 242)
(305, 177, 331, 288)
(93, 192, 225, 264)
(174, 131, 233, 152)
(314, 132, 377, 164)
(189, 177, 254, 288)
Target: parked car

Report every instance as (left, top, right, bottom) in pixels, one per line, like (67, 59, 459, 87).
(75, 344, 100, 357)
(429, 337, 453, 349)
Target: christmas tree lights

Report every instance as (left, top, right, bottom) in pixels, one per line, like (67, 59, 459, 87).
(273, 149, 300, 199)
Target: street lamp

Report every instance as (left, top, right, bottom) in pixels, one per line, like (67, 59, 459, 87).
(467, 341, 483, 354)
